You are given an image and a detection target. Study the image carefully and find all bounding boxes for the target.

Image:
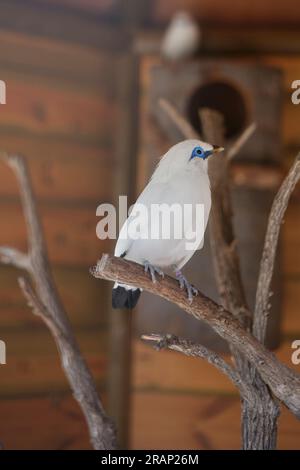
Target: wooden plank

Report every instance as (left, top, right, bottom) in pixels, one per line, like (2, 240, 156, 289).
(0, 135, 115, 203)
(151, 0, 300, 26)
(1, 327, 106, 360)
(107, 32, 141, 449)
(259, 57, 300, 148)
(202, 29, 300, 54)
(278, 407, 300, 450)
(131, 393, 223, 449)
(0, 73, 117, 144)
(283, 278, 300, 335)
(132, 339, 300, 396)
(0, 265, 109, 329)
(0, 1, 128, 50)
(131, 392, 300, 449)
(263, 56, 300, 91)
(0, 200, 112, 267)
(35, 0, 117, 16)
(282, 100, 300, 148)
(283, 201, 300, 276)
(131, 342, 300, 450)
(136, 30, 300, 55)
(132, 340, 236, 395)
(0, 394, 95, 449)
(277, 340, 300, 367)
(231, 163, 282, 191)
(0, 30, 118, 92)
(0, 329, 107, 397)
(261, 57, 300, 148)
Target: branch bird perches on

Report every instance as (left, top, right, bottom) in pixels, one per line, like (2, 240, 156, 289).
(91, 253, 300, 418)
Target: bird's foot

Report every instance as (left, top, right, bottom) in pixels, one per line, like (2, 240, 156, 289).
(175, 270, 198, 303)
(144, 261, 164, 284)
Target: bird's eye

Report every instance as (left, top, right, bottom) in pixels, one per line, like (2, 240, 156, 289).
(191, 146, 205, 160)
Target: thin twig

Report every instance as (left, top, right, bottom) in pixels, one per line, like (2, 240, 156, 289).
(0, 154, 117, 450)
(91, 254, 300, 418)
(227, 123, 257, 161)
(253, 153, 300, 343)
(142, 333, 255, 404)
(158, 98, 200, 140)
(0, 247, 31, 271)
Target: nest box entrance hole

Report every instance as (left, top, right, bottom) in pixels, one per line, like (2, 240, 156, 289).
(187, 81, 248, 139)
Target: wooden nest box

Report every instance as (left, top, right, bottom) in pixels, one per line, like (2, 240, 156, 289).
(135, 57, 283, 351)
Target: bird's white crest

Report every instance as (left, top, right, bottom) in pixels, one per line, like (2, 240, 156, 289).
(151, 139, 212, 182)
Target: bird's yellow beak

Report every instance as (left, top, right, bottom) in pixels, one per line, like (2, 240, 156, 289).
(212, 145, 225, 154)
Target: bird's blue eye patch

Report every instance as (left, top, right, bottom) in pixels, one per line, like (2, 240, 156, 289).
(190, 146, 212, 160)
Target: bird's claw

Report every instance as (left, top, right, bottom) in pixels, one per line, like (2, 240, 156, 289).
(144, 261, 164, 284)
(175, 270, 198, 303)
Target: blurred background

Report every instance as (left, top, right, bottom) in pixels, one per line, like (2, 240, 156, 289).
(0, 0, 299, 450)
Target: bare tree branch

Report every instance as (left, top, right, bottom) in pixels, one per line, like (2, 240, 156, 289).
(200, 108, 251, 330)
(91, 254, 300, 418)
(253, 153, 300, 343)
(0, 154, 117, 450)
(227, 123, 257, 161)
(142, 333, 255, 405)
(0, 247, 30, 271)
(18, 276, 71, 344)
(199, 108, 280, 449)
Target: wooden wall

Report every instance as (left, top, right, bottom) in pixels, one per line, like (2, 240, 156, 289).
(0, 0, 300, 450)
(150, 0, 300, 26)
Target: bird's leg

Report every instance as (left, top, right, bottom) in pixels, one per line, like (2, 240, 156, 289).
(174, 268, 198, 303)
(144, 261, 164, 284)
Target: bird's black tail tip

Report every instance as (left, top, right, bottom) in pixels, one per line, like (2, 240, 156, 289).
(112, 286, 141, 309)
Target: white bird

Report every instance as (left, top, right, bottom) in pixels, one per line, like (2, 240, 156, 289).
(161, 11, 201, 62)
(112, 139, 224, 309)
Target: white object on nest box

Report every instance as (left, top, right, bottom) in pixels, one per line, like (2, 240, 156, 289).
(161, 11, 201, 61)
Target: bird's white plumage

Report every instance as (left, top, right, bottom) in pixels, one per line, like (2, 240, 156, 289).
(161, 11, 201, 61)
(115, 140, 212, 273)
